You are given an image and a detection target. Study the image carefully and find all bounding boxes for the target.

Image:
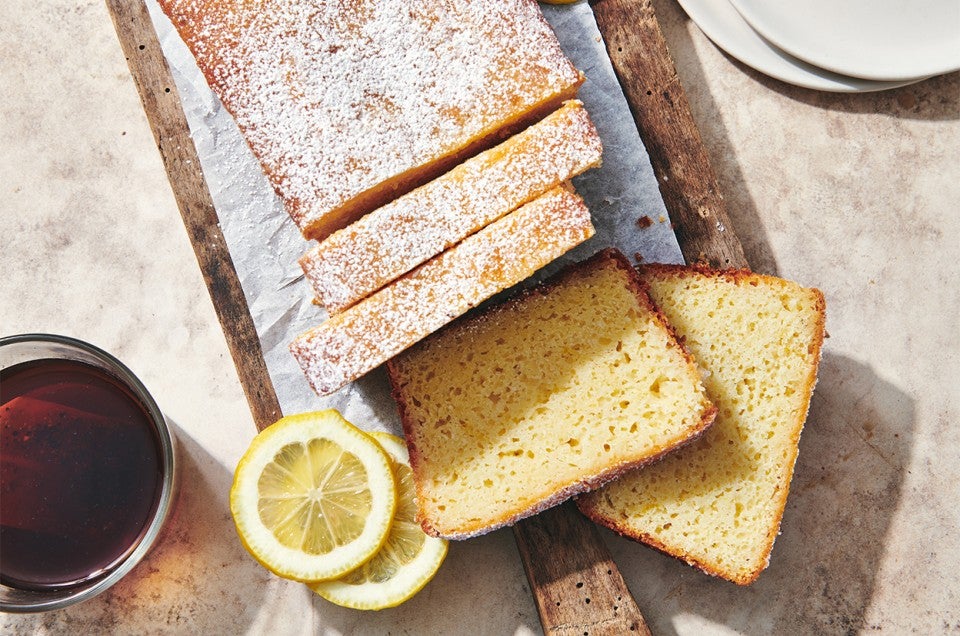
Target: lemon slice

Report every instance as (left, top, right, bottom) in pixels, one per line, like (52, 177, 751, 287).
(230, 411, 397, 582)
(310, 432, 448, 610)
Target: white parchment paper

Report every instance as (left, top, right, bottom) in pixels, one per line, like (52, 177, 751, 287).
(146, 0, 684, 432)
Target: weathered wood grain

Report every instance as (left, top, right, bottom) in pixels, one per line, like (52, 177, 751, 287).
(106, 0, 281, 431)
(514, 503, 652, 636)
(591, 0, 749, 270)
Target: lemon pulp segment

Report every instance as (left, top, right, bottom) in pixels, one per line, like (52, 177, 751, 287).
(337, 442, 423, 583)
(257, 439, 373, 554)
(310, 432, 448, 609)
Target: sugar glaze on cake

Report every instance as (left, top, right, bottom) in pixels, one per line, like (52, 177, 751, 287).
(290, 185, 594, 397)
(157, 0, 583, 239)
(299, 100, 603, 313)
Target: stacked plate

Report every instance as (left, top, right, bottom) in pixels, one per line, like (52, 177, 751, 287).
(678, 0, 960, 92)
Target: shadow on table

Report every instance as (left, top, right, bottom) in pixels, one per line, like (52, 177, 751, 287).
(654, 0, 959, 125)
(649, 0, 958, 280)
(308, 526, 543, 634)
(7, 418, 274, 634)
(739, 65, 960, 122)
(606, 352, 915, 635)
(648, 0, 780, 277)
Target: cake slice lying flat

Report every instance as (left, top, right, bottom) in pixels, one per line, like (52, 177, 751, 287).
(577, 265, 826, 585)
(291, 185, 594, 397)
(299, 100, 603, 313)
(158, 0, 583, 240)
(386, 249, 717, 539)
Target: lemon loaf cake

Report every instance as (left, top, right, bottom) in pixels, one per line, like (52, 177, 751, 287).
(299, 100, 603, 313)
(290, 186, 594, 397)
(157, 0, 583, 240)
(386, 249, 718, 540)
(577, 265, 826, 585)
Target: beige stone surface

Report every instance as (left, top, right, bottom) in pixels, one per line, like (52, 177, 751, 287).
(1, 0, 957, 633)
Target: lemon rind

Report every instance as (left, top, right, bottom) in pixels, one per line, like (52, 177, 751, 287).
(230, 410, 398, 582)
(309, 530, 448, 610)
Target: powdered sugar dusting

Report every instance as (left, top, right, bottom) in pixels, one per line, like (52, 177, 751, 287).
(290, 186, 594, 396)
(157, 0, 582, 238)
(299, 100, 602, 313)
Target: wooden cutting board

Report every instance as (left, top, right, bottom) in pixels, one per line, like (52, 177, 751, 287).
(107, 0, 749, 633)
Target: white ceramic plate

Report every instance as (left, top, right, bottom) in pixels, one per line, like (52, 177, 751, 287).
(728, 0, 960, 81)
(677, 0, 919, 92)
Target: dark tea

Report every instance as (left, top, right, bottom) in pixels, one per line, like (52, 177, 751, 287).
(0, 358, 163, 590)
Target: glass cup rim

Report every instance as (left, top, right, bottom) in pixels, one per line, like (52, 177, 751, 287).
(0, 333, 177, 613)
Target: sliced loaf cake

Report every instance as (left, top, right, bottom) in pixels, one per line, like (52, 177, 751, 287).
(299, 100, 603, 313)
(577, 265, 826, 585)
(386, 249, 717, 539)
(290, 185, 594, 397)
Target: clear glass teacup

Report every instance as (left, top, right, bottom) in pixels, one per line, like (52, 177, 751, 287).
(0, 333, 177, 613)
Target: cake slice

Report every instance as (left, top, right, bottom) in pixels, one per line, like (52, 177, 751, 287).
(157, 0, 583, 240)
(386, 249, 717, 540)
(577, 265, 826, 585)
(299, 100, 603, 313)
(290, 185, 594, 397)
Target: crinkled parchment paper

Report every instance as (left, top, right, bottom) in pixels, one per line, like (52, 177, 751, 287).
(146, 1, 684, 432)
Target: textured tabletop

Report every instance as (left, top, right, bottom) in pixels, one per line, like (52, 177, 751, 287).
(1, 0, 958, 633)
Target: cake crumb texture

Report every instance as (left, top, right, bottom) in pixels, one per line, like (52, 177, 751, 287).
(387, 249, 717, 539)
(157, 0, 583, 239)
(577, 265, 826, 585)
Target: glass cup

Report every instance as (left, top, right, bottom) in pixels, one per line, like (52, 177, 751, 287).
(0, 334, 177, 613)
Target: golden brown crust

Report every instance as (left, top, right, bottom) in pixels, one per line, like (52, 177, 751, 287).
(639, 262, 826, 299)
